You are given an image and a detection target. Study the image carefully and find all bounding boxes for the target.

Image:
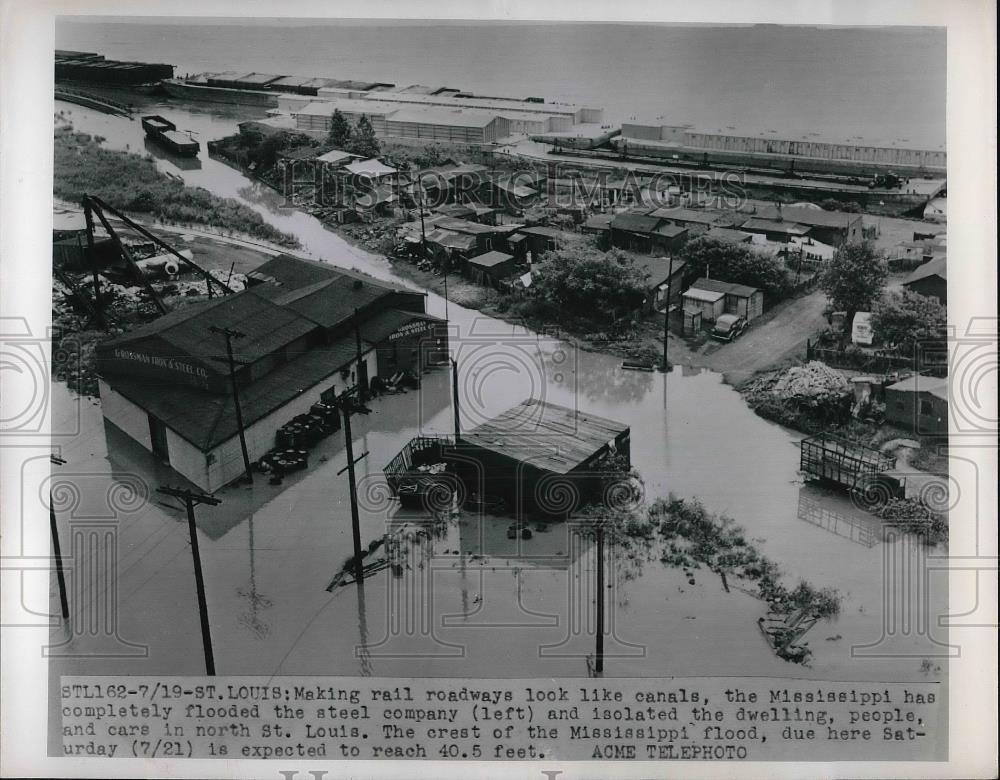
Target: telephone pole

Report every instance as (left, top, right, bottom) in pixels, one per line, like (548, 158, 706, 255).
(662, 255, 675, 372)
(595, 522, 605, 675)
(49, 455, 70, 621)
(450, 358, 461, 441)
(208, 325, 253, 484)
(332, 387, 371, 585)
(157, 486, 221, 675)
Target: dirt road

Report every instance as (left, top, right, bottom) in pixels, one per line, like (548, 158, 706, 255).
(695, 289, 830, 385)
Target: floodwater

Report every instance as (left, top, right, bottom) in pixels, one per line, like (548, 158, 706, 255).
(47, 102, 949, 685)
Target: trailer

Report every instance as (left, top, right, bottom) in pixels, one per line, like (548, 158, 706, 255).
(799, 433, 904, 500)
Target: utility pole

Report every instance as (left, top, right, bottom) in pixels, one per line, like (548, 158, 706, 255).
(662, 254, 675, 372)
(450, 358, 461, 441)
(81, 200, 105, 329)
(49, 455, 70, 621)
(353, 308, 367, 402)
(442, 258, 450, 323)
(208, 326, 253, 485)
(333, 387, 371, 585)
(595, 522, 605, 675)
(157, 486, 221, 675)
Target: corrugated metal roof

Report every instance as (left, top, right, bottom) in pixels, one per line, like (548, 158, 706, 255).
(107, 335, 362, 451)
(99, 290, 318, 374)
(461, 398, 628, 476)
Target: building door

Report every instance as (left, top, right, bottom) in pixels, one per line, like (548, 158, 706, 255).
(148, 414, 169, 463)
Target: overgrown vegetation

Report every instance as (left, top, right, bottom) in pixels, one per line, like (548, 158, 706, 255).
(53, 123, 298, 247)
(679, 235, 794, 300)
(817, 241, 887, 342)
(871, 288, 946, 355)
(521, 240, 649, 332)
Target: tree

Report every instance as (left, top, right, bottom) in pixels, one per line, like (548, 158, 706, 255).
(818, 241, 887, 340)
(346, 115, 380, 159)
(871, 288, 946, 356)
(326, 109, 353, 149)
(680, 236, 792, 299)
(531, 242, 648, 329)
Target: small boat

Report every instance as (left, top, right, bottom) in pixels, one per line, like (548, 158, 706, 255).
(141, 114, 200, 157)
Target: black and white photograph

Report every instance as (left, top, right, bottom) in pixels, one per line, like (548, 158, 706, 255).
(0, 3, 996, 777)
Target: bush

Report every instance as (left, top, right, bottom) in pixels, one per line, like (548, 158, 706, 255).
(54, 125, 299, 247)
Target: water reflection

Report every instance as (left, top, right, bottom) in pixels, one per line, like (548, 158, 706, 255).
(796, 485, 882, 548)
(236, 514, 273, 638)
(549, 349, 654, 405)
(142, 137, 202, 171)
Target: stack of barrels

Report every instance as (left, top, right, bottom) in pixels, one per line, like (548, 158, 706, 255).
(256, 402, 343, 480)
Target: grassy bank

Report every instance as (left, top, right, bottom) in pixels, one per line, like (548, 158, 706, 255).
(53, 121, 299, 248)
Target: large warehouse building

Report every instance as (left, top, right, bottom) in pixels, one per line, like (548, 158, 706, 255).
(616, 120, 946, 176)
(97, 255, 446, 492)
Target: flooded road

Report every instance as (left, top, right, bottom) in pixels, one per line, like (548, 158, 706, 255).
(49, 101, 949, 684)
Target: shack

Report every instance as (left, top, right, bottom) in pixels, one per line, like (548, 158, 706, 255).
(384, 399, 630, 517)
(901, 257, 947, 305)
(884, 374, 948, 436)
(629, 256, 687, 312)
(681, 285, 726, 322)
(465, 250, 518, 288)
(684, 277, 764, 322)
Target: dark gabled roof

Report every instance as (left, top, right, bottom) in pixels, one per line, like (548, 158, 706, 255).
(359, 309, 441, 347)
(902, 256, 947, 285)
(688, 277, 760, 298)
(736, 204, 861, 229)
(461, 398, 629, 476)
(649, 207, 739, 227)
(425, 229, 478, 252)
(98, 289, 318, 373)
(610, 212, 664, 234)
(705, 226, 753, 244)
(518, 226, 564, 238)
(107, 335, 362, 451)
(653, 223, 688, 238)
(629, 256, 686, 285)
(246, 254, 411, 329)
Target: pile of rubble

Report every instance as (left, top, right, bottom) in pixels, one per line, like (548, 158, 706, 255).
(741, 361, 853, 433)
(770, 361, 850, 402)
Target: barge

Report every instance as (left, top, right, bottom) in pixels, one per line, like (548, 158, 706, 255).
(141, 115, 200, 157)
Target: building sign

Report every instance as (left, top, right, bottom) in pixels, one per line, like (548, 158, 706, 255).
(852, 312, 874, 345)
(388, 319, 434, 342)
(112, 348, 210, 381)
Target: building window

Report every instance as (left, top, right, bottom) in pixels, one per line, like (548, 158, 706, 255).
(920, 399, 934, 416)
(895, 401, 905, 412)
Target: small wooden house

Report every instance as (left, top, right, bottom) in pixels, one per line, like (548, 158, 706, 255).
(884, 374, 948, 436)
(465, 250, 517, 288)
(684, 277, 764, 322)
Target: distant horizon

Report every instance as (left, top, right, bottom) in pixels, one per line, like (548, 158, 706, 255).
(56, 17, 944, 31)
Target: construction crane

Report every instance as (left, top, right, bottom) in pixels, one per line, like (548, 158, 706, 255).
(80, 195, 235, 319)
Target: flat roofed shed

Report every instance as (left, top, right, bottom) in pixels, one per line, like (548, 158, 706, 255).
(460, 398, 629, 476)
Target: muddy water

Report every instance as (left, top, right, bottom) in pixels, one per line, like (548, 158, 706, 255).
(49, 103, 948, 682)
